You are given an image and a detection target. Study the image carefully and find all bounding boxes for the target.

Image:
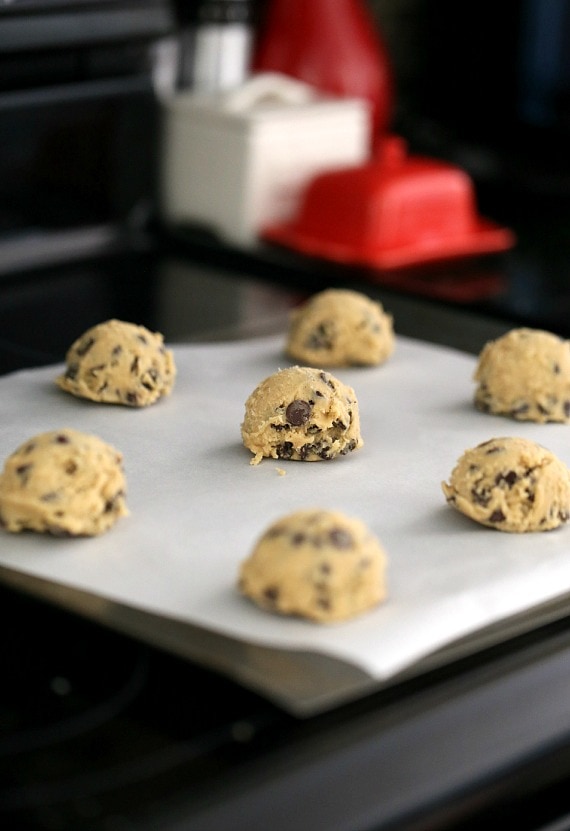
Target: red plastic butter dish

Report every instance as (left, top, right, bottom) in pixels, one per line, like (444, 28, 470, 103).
(261, 145, 516, 271)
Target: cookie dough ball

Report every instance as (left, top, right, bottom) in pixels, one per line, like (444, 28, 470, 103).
(239, 509, 388, 622)
(286, 289, 394, 367)
(442, 436, 570, 532)
(56, 319, 176, 407)
(0, 429, 128, 536)
(241, 366, 363, 465)
(474, 328, 570, 423)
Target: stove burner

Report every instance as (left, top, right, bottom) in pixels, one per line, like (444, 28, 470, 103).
(0, 586, 285, 830)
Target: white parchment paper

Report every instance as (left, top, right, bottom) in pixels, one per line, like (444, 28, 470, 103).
(0, 334, 569, 681)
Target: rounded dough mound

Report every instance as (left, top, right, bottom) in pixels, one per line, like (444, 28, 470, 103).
(286, 288, 394, 367)
(474, 328, 570, 423)
(56, 319, 176, 407)
(239, 508, 388, 622)
(442, 436, 570, 532)
(0, 428, 128, 536)
(241, 365, 363, 465)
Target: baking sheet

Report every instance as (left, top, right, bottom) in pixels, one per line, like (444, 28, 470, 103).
(1, 334, 570, 714)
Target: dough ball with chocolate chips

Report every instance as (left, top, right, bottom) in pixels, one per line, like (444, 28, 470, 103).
(474, 328, 570, 423)
(239, 508, 388, 622)
(56, 319, 176, 407)
(0, 428, 128, 537)
(442, 436, 570, 532)
(241, 365, 363, 465)
(286, 288, 394, 367)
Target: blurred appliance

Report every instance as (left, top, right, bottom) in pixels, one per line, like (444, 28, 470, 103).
(252, 0, 393, 142)
(176, 0, 254, 93)
(0, 0, 175, 273)
(160, 72, 371, 244)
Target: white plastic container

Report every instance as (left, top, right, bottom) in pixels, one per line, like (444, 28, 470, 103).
(159, 72, 371, 245)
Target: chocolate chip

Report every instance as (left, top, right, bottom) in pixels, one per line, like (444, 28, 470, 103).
(319, 371, 336, 390)
(125, 392, 139, 405)
(329, 528, 353, 548)
(306, 322, 334, 350)
(276, 442, 294, 460)
(65, 461, 77, 475)
(54, 434, 70, 444)
(141, 368, 159, 390)
(472, 488, 491, 507)
(291, 532, 305, 545)
(76, 337, 95, 357)
(299, 443, 314, 460)
(130, 356, 140, 374)
(285, 399, 312, 426)
(65, 364, 79, 380)
(496, 470, 517, 487)
(489, 509, 506, 523)
(41, 491, 59, 502)
(104, 493, 123, 513)
(46, 524, 74, 538)
(340, 439, 357, 455)
(16, 464, 32, 485)
(263, 586, 279, 603)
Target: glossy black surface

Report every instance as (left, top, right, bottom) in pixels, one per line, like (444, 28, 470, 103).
(1, 226, 570, 830)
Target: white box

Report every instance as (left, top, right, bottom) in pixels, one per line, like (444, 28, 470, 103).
(159, 73, 371, 245)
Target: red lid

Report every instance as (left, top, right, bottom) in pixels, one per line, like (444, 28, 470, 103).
(262, 151, 516, 271)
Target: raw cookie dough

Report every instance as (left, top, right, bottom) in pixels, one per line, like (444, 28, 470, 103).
(474, 328, 570, 423)
(0, 428, 128, 536)
(56, 319, 176, 407)
(442, 436, 570, 532)
(241, 365, 363, 464)
(239, 508, 388, 622)
(286, 288, 394, 367)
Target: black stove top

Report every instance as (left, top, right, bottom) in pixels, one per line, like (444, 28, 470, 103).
(0, 583, 294, 830)
(3, 228, 570, 831)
